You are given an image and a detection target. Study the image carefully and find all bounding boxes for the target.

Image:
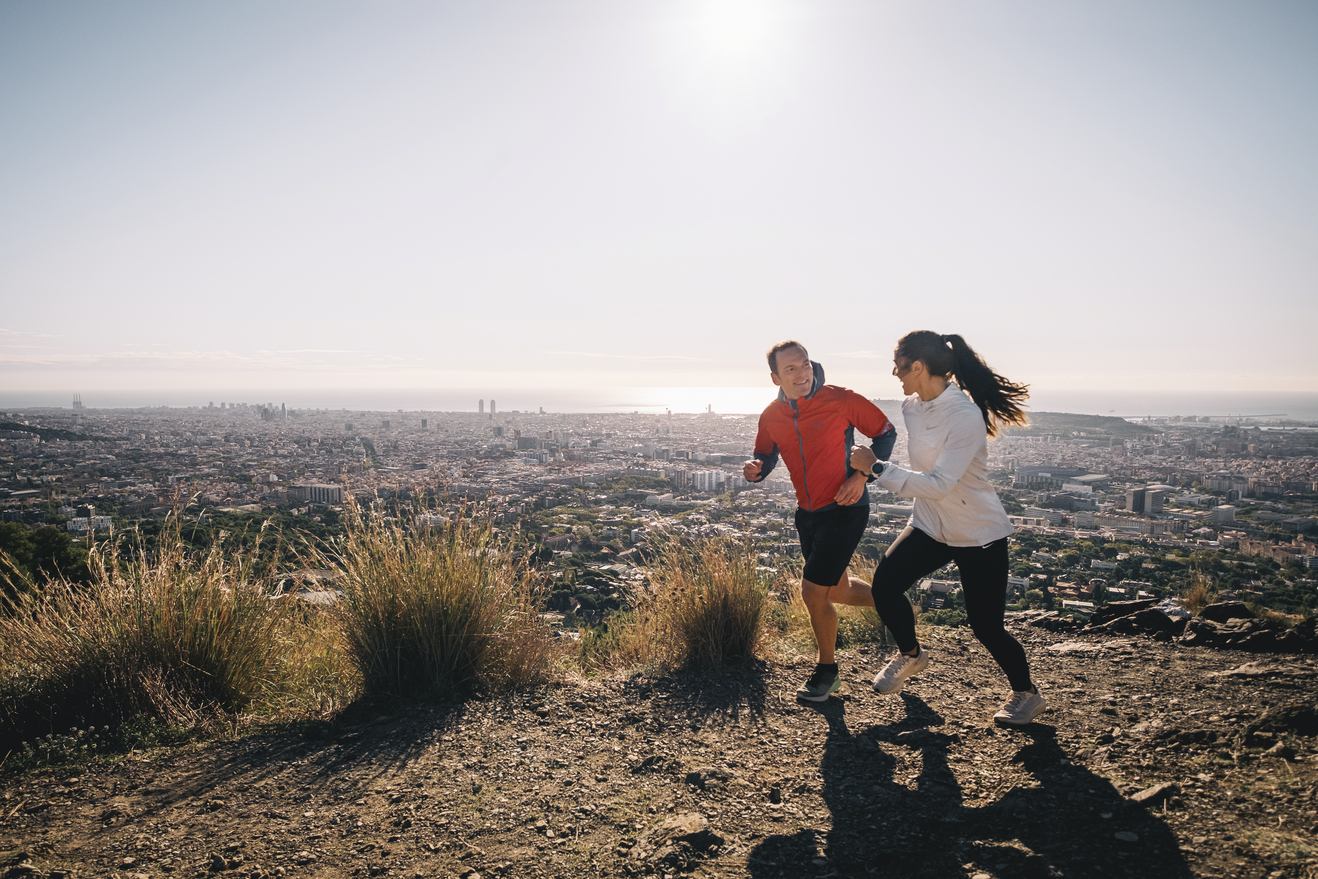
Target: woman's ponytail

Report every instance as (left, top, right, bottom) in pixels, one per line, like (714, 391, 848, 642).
(896, 331, 1029, 437)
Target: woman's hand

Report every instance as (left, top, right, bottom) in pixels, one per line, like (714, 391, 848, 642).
(850, 444, 878, 474)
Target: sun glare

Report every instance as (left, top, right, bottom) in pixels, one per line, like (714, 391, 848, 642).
(690, 0, 784, 74)
(658, 0, 798, 127)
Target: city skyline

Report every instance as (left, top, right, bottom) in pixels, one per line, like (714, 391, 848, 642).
(3, 1, 1316, 397)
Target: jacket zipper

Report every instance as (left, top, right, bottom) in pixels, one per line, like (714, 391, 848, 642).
(791, 398, 812, 509)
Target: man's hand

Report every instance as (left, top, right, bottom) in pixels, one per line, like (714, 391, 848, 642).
(835, 471, 869, 506)
(743, 459, 763, 481)
(850, 444, 878, 474)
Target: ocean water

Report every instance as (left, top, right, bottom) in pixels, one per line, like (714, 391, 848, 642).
(3, 387, 1318, 421)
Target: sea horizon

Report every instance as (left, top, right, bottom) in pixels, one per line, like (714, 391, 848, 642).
(3, 387, 1318, 423)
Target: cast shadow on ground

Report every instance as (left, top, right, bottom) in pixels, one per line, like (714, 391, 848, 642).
(115, 697, 471, 827)
(646, 660, 771, 728)
(747, 694, 1193, 879)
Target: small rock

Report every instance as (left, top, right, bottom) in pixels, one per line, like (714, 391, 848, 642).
(1114, 831, 1139, 842)
(1130, 782, 1180, 806)
(1263, 741, 1297, 760)
(1199, 601, 1254, 623)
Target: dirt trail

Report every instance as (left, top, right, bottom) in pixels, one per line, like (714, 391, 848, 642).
(3, 624, 1317, 879)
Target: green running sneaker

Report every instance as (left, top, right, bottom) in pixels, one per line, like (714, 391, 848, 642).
(796, 665, 841, 702)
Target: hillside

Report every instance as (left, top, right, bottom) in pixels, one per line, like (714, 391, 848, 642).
(998, 411, 1159, 440)
(868, 404, 1159, 440)
(3, 623, 1315, 879)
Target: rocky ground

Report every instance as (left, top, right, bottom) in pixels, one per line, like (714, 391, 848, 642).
(2, 619, 1317, 879)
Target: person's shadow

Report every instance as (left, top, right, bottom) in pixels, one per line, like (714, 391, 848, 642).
(747, 694, 1193, 878)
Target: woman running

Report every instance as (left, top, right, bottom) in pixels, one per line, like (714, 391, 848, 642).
(849, 331, 1045, 726)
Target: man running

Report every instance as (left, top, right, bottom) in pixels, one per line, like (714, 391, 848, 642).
(743, 340, 896, 701)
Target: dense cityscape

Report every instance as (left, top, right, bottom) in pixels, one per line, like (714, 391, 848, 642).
(2, 397, 1316, 622)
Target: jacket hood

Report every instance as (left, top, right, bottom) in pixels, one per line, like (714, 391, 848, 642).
(776, 360, 825, 404)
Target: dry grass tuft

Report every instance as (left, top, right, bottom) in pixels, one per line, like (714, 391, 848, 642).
(320, 503, 556, 699)
(1181, 569, 1220, 615)
(604, 534, 770, 672)
(0, 517, 296, 754)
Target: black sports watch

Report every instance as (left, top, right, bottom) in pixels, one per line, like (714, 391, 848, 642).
(869, 460, 885, 478)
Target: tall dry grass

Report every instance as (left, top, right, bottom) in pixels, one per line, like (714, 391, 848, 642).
(1180, 569, 1220, 615)
(320, 504, 556, 699)
(0, 519, 297, 755)
(765, 565, 888, 657)
(603, 535, 770, 672)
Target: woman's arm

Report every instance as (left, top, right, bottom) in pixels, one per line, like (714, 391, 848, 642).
(873, 407, 983, 501)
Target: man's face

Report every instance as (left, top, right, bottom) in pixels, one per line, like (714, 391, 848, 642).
(771, 346, 813, 400)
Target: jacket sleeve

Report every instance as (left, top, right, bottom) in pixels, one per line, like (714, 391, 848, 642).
(750, 416, 779, 482)
(851, 393, 897, 461)
(869, 425, 896, 461)
(874, 405, 982, 500)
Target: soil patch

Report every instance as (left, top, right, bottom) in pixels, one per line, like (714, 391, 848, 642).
(3, 625, 1317, 879)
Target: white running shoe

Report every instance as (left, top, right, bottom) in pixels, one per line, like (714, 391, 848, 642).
(993, 689, 1047, 727)
(872, 647, 929, 695)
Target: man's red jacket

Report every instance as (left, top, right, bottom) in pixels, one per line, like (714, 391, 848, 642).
(749, 362, 896, 512)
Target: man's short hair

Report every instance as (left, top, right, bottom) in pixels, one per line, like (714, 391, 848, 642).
(767, 340, 808, 375)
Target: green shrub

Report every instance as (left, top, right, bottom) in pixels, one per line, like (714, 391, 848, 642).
(323, 504, 555, 698)
(5, 726, 104, 772)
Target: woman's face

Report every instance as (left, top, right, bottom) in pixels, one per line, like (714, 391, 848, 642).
(892, 353, 919, 397)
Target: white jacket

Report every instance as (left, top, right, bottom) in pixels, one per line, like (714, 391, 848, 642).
(873, 384, 1014, 547)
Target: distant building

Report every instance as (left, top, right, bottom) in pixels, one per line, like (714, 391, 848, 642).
(919, 578, 961, 595)
(1024, 506, 1064, 525)
(288, 484, 343, 505)
(1126, 488, 1146, 513)
(692, 470, 726, 492)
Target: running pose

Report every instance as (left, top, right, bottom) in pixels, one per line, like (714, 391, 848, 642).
(850, 331, 1046, 727)
(744, 340, 896, 702)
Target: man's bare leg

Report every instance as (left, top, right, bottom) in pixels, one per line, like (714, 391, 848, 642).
(801, 571, 874, 665)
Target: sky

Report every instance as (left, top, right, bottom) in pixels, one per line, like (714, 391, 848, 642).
(2, 0, 1316, 410)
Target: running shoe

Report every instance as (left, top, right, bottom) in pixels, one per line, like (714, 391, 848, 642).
(795, 666, 841, 702)
(872, 647, 929, 695)
(993, 689, 1047, 727)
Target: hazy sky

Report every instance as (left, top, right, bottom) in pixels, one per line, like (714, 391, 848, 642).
(3, 0, 1316, 402)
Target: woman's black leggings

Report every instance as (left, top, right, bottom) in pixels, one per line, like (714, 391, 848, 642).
(870, 527, 1033, 692)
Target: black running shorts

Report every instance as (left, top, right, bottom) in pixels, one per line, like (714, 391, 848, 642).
(795, 504, 870, 587)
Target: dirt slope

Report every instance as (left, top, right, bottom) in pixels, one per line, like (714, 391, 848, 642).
(3, 624, 1317, 879)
